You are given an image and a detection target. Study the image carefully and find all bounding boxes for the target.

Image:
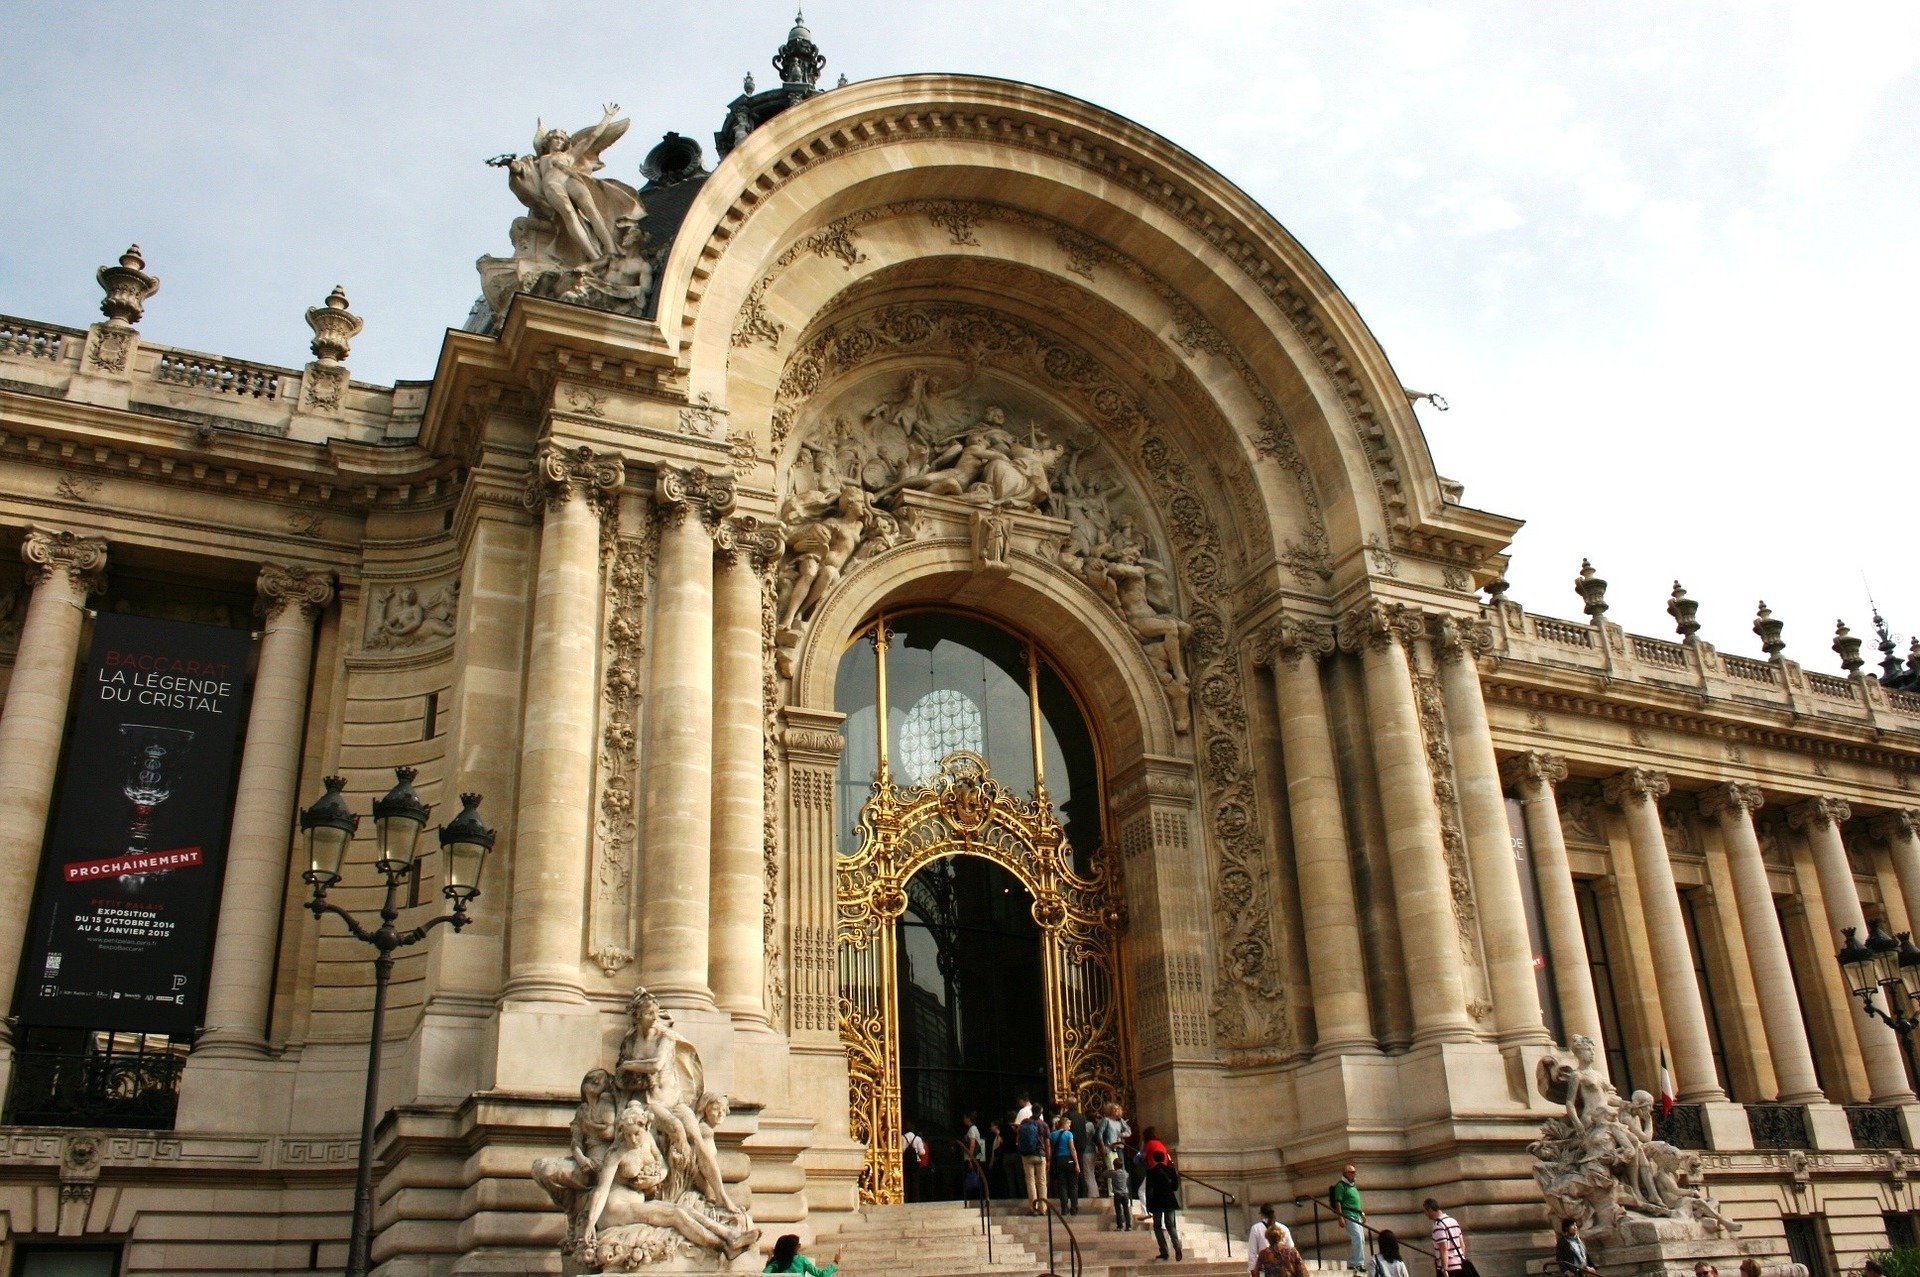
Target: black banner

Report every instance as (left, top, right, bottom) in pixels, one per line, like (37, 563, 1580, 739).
(17, 612, 252, 1036)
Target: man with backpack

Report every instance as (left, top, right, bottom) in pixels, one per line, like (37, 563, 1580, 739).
(1332, 1165, 1365, 1272)
(902, 1126, 929, 1202)
(1017, 1108, 1050, 1215)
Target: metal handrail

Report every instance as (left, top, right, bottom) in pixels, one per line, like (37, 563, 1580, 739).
(1038, 1198, 1083, 1277)
(1181, 1170, 1239, 1257)
(960, 1147, 993, 1264)
(1292, 1193, 1438, 1265)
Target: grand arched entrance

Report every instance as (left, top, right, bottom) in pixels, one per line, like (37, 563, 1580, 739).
(834, 610, 1130, 1203)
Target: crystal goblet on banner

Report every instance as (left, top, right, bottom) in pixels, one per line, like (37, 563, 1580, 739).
(115, 724, 196, 892)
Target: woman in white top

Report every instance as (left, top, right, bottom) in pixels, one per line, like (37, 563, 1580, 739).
(1248, 1206, 1294, 1277)
(1368, 1229, 1411, 1277)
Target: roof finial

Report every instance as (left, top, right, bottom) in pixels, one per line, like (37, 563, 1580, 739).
(774, 9, 826, 88)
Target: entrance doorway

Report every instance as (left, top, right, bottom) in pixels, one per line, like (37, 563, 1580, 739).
(833, 609, 1130, 1204)
(898, 856, 1047, 1201)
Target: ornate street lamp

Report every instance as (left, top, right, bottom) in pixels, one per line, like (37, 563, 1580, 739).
(1836, 920, 1920, 1091)
(301, 769, 495, 1277)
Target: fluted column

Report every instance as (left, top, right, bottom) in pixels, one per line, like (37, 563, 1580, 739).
(710, 515, 782, 1027)
(1432, 614, 1548, 1045)
(1500, 751, 1607, 1057)
(640, 465, 735, 1010)
(195, 564, 334, 1057)
(0, 528, 107, 1053)
(1793, 796, 1915, 1102)
(1602, 768, 1726, 1101)
(1339, 601, 1474, 1044)
(1258, 615, 1373, 1052)
(1700, 783, 1823, 1102)
(1871, 811, 1920, 940)
(507, 443, 624, 1002)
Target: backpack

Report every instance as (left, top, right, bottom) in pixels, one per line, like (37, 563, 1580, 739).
(1018, 1117, 1045, 1157)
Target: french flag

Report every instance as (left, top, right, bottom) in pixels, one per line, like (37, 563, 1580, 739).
(1658, 1045, 1676, 1117)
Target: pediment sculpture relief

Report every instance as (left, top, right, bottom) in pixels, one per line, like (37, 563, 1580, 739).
(478, 107, 657, 321)
(1532, 1034, 1736, 1239)
(365, 579, 458, 651)
(776, 370, 1192, 729)
(532, 987, 758, 1271)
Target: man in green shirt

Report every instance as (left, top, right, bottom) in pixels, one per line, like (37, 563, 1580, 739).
(1332, 1164, 1365, 1272)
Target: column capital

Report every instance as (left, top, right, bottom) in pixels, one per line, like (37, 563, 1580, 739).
(1337, 599, 1422, 653)
(1699, 781, 1765, 820)
(21, 525, 107, 593)
(655, 464, 736, 531)
(1253, 614, 1334, 669)
(522, 441, 625, 517)
(1430, 612, 1495, 664)
(714, 513, 784, 571)
(257, 562, 335, 623)
(1869, 810, 1920, 843)
(1499, 749, 1567, 793)
(1788, 795, 1851, 831)
(1603, 767, 1671, 808)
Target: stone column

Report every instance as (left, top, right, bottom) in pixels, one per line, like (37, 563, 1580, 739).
(1700, 783, 1824, 1102)
(1793, 796, 1916, 1103)
(1432, 614, 1548, 1046)
(507, 442, 624, 1002)
(1258, 615, 1373, 1052)
(1339, 601, 1475, 1044)
(0, 529, 106, 1060)
(709, 515, 782, 1027)
(1500, 751, 1607, 1057)
(639, 465, 735, 1010)
(1872, 811, 1920, 939)
(194, 563, 334, 1057)
(1602, 768, 1726, 1101)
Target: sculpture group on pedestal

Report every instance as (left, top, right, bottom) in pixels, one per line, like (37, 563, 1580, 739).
(478, 107, 658, 321)
(532, 988, 758, 1272)
(1531, 1035, 1737, 1239)
(775, 371, 1190, 726)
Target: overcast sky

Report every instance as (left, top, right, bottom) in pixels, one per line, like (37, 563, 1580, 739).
(4, 3, 1916, 668)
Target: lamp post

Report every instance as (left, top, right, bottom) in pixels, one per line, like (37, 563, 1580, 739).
(300, 768, 495, 1277)
(1836, 919, 1920, 1092)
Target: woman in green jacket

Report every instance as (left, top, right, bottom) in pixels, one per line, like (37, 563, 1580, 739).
(764, 1233, 840, 1274)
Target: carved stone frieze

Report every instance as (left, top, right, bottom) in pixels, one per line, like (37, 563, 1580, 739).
(365, 578, 458, 650)
(256, 561, 334, 623)
(21, 527, 109, 593)
(525, 442, 625, 516)
(591, 499, 651, 977)
(733, 200, 1330, 584)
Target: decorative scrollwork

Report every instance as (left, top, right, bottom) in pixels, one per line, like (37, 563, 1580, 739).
(837, 750, 1128, 1204)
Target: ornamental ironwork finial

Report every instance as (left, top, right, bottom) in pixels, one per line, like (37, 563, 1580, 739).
(774, 10, 827, 87)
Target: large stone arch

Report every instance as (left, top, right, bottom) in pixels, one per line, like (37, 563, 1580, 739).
(659, 74, 1513, 577)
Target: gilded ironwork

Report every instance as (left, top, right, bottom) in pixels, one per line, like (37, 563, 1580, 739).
(837, 749, 1129, 1204)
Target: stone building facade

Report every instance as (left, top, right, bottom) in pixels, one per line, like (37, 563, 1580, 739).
(4, 24, 1920, 1276)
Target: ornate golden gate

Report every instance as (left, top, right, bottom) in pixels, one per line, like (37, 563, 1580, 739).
(837, 748, 1130, 1204)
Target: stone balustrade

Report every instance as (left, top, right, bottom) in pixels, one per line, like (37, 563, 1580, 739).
(1492, 598, 1920, 733)
(0, 311, 417, 446)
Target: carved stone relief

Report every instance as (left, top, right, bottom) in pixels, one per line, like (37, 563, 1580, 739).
(364, 578, 459, 650)
(770, 300, 1292, 1057)
(592, 500, 651, 977)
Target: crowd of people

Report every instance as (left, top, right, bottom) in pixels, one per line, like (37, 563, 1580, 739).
(896, 1108, 1511, 1275)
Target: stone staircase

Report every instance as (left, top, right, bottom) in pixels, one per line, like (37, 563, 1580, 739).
(815, 1198, 1280, 1276)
